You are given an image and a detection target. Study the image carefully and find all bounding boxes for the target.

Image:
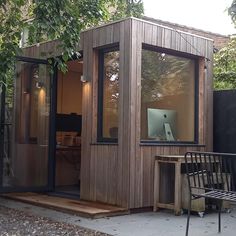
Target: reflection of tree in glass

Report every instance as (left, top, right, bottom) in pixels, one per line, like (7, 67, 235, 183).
(141, 50, 192, 103)
(104, 51, 119, 113)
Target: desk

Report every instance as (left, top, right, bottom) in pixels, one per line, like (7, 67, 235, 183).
(153, 155, 185, 215)
(56, 145, 81, 151)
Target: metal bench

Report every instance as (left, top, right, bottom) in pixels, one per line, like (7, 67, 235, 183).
(184, 151, 236, 236)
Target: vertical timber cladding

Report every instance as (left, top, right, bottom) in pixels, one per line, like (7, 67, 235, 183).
(128, 19, 213, 208)
(80, 19, 132, 208)
(22, 40, 62, 59)
(80, 17, 213, 209)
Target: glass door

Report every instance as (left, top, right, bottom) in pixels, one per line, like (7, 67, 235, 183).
(0, 57, 55, 192)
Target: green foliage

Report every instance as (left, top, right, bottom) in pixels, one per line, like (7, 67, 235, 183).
(111, 0, 144, 20)
(0, 0, 143, 108)
(213, 0, 236, 90)
(29, 0, 143, 71)
(0, 0, 144, 86)
(229, 0, 236, 24)
(0, 0, 26, 85)
(214, 38, 236, 90)
(30, 0, 110, 71)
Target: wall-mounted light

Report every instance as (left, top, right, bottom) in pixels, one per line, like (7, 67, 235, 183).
(80, 75, 87, 83)
(36, 81, 44, 89)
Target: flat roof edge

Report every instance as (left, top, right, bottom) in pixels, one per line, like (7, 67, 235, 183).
(22, 17, 214, 51)
(81, 18, 132, 33)
(82, 17, 214, 42)
(130, 17, 214, 42)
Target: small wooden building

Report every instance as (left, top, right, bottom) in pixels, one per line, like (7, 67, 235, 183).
(0, 17, 213, 210)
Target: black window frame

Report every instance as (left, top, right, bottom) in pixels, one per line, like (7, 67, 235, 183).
(97, 46, 119, 143)
(141, 44, 199, 145)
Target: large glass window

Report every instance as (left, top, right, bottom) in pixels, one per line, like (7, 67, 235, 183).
(98, 48, 119, 142)
(141, 47, 197, 142)
(1, 60, 51, 188)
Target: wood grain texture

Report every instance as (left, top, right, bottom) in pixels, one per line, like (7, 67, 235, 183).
(140, 20, 213, 58)
(22, 40, 62, 59)
(80, 19, 133, 208)
(118, 19, 132, 208)
(80, 29, 92, 199)
(4, 192, 128, 219)
(198, 58, 205, 145)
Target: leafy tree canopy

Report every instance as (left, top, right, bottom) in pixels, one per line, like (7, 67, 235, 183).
(213, 0, 236, 90)
(214, 37, 236, 90)
(229, 0, 236, 24)
(0, 0, 143, 83)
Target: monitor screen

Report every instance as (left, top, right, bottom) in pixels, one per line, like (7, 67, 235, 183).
(147, 108, 177, 141)
(56, 113, 82, 135)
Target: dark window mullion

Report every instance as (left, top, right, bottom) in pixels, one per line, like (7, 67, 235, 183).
(97, 51, 105, 141)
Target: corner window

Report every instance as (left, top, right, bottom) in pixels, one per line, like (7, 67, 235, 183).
(141, 46, 198, 143)
(98, 47, 119, 142)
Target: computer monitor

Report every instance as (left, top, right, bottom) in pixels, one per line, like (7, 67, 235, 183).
(147, 108, 177, 141)
(56, 113, 82, 135)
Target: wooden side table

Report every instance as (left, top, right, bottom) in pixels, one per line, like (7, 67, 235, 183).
(153, 155, 185, 215)
(153, 155, 229, 216)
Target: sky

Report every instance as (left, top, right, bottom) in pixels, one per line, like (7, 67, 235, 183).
(143, 0, 235, 35)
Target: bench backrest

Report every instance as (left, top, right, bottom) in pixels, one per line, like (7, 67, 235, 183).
(184, 152, 236, 192)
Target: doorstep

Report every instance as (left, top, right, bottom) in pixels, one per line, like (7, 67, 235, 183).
(2, 192, 129, 219)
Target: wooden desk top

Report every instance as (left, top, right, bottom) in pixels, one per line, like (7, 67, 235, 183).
(56, 145, 81, 151)
(154, 155, 185, 163)
(154, 154, 217, 164)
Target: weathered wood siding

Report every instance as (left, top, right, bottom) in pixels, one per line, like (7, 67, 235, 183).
(80, 20, 132, 208)
(22, 40, 61, 59)
(81, 18, 213, 209)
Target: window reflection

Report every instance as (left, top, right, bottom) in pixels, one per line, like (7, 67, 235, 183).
(141, 48, 196, 142)
(98, 49, 119, 140)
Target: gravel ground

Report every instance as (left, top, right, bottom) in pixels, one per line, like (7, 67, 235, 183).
(0, 205, 110, 236)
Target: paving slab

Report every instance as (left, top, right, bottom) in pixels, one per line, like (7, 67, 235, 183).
(1, 197, 236, 236)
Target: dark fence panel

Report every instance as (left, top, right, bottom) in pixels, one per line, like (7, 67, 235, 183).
(214, 90, 236, 153)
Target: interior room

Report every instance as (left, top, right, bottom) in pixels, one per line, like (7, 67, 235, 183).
(141, 48, 195, 142)
(55, 59, 83, 197)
